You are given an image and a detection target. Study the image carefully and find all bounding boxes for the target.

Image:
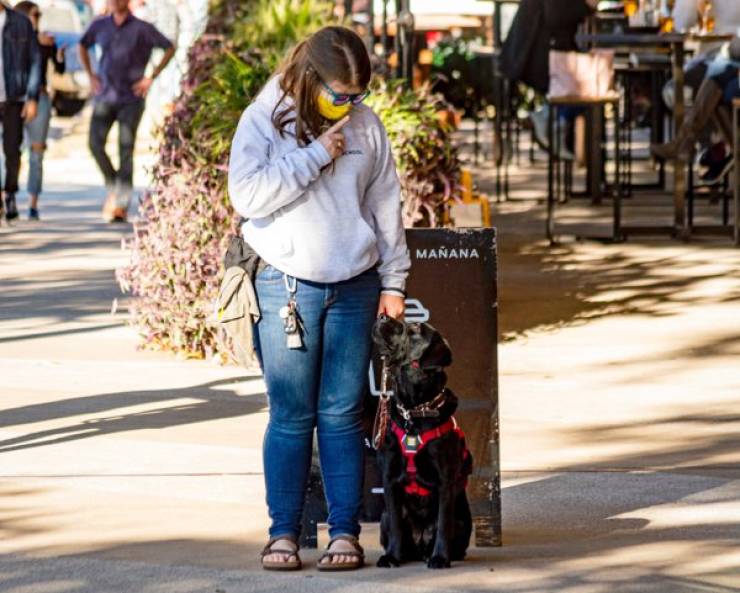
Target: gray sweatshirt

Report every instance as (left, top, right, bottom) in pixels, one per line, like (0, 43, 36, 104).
(228, 75, 410, 292)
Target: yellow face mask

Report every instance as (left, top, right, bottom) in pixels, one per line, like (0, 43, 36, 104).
(316, 89, 352, 121)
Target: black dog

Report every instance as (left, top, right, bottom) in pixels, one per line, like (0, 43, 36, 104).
(372, 315, 473, 569)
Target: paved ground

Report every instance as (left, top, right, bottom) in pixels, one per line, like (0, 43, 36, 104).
(0, 114, 738, 592)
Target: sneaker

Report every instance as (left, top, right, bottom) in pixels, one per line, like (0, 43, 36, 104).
(530, 107, 574, 161)
(110, 207, 128, 223)
(4, 194, 18, 221)
(102, 191, 118, 222)
(698, 142, 726, 168)
(28, 207, 40, 221)
(697, 156, 733, 186)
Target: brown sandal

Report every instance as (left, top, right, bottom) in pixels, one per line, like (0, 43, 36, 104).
(317, 535, 365, 571)
(260, 536, 302, 571)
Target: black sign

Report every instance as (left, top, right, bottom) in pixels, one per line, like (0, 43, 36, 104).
(301, 228, 501, 547)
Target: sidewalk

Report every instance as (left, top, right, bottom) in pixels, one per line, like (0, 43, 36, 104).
(0, 122, 738, 592)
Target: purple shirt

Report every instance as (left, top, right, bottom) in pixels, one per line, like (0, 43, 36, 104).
(80, 12, 172, 105)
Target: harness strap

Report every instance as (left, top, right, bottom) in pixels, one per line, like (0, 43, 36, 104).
(390, 417, 470, 497)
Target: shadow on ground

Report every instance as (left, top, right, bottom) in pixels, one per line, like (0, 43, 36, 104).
(1, 469, 737, 593)
(484, 201, 740, 341)
(0, 377, 265, 454)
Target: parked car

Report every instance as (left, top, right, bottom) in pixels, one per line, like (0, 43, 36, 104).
(37, 0, 95, 117)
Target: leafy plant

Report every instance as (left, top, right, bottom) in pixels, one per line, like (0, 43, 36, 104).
(232, 0, 334, 62)
(367, 79, 462, 227)
(118, 0, 462, 359)
(431, 36, 495, 117)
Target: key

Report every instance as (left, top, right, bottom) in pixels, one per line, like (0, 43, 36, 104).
(286, 330, 303, 349)
(284, 314, 297, 334)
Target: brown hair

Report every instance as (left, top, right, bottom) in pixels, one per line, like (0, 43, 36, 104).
(14, 1, 39, 17)
(272, 26, 372, 146)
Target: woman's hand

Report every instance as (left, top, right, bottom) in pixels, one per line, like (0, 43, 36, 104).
(39, 32, 55, 47)
(318, 115, 350, 159)
(377, 294, 405, 320)
(22, 100, 38, 123)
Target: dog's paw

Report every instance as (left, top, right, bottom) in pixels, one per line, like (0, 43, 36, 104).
(427, 555, 451, 569)
(377, 554, 401, 568)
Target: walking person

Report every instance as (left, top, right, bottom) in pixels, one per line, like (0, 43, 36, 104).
(0, 1, 41, 222)
(15, 0, 65, 221)
(228, 26, 409, 571)
(79, 0, 175, 223)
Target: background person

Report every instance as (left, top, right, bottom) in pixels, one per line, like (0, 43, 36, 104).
(15, 0, 65, 221)
(652, 35, 740, 182)
(228, 26, 409, 571)
(79, 0, 175, 223)
(662, 0, 740, 177)
(500, 0, 599, 159)
(0, 1, 41, 222)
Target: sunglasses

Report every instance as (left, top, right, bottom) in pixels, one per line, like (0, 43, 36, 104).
(320, 80, 370, 106)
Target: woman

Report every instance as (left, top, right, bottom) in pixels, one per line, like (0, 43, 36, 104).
(651, 36, 740, 183)
(500, 0, 598, 158)
(227, 26, 409, 571)
(15, 0, 65, 221)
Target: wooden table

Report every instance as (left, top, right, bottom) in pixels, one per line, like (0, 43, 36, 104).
(576, 32, 733, 241)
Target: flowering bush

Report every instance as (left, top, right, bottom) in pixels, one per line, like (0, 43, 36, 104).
(116, 1, 322, 359)
(118, 0, 461, 359)
(367, 79, 462, 227)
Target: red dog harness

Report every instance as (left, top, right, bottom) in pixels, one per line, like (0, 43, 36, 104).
(390, 417, 471, 497)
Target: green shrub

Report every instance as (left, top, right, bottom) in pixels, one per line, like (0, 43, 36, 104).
(118, 0, 461, 359)
(431, 36, 495, 117)
(367, 79, 462, 227)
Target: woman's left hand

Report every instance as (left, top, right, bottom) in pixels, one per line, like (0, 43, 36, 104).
(377, 294, 405, 320)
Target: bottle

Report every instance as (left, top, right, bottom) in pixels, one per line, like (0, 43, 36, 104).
(641, 0, 657, 27)
(658, 0, 674, 33)
(701, 1, 715, 34)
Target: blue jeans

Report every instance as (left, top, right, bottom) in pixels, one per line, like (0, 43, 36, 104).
(253, 263, 380, 541)
(723, 77, 740, 105)
(88, 99, 145, 202)
(24, 93, 52, 196)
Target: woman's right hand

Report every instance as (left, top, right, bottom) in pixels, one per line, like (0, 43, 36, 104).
(39, 32, 55, 46)
(318, 115, 350, 160)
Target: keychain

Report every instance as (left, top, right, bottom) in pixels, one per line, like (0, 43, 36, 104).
(279, 274, 304, 349)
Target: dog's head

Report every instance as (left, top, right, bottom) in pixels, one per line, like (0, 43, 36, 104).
(372, 315, 453, 408)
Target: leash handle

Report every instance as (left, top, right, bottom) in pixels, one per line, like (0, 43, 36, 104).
(373, 356, 392, 450)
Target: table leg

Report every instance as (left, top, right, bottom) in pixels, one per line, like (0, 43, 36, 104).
(626, 72, 633, 194)
(672, 41, 688, 240)
(590, 105, 605, 204)
(734, 103, 739, 246)
(614, 99, 622, 241)
(547, 103, 555, 243)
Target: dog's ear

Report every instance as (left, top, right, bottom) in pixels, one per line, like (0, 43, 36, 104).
(419, 324, 452, 369)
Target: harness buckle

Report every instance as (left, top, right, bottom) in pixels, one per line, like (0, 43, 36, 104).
(402, 432, 423, 452)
